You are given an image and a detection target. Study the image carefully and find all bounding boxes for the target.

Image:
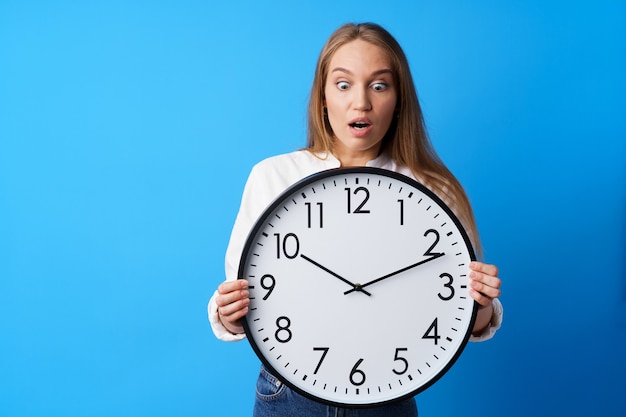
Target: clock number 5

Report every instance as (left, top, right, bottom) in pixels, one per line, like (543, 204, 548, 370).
(345, 187, 370, 214)
(392, 348, 409, 375)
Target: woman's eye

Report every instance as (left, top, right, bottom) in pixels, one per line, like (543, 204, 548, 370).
(372, 82, 388, 91)
(337, 81, 350, 90)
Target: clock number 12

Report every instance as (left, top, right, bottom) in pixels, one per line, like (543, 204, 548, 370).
(345, 187, 370, 214)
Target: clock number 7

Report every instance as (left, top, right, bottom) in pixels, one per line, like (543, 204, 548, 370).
(312, 347, 329, 374)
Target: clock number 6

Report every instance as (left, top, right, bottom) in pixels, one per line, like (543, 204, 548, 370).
(349, 358, 366, 386)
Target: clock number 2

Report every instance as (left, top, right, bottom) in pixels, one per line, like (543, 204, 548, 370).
(423, 229, 444, 258)
(345, 187, 370, 214)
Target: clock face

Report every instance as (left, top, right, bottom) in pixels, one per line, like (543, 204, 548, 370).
(239, 167, 477, 407)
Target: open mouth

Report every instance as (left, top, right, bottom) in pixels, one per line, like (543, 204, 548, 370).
(349, 122, 371, 130)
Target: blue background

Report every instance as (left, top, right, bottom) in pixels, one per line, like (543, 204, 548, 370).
(1, 1, 625, 416)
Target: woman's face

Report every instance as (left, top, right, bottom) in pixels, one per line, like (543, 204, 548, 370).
(324, 39, 397, 167)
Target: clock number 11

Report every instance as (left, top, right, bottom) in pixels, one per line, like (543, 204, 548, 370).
(305, 202, 323, 228)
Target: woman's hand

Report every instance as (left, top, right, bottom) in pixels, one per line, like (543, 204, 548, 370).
(215, 279, 250, 335)
(468, 261, 501, 335)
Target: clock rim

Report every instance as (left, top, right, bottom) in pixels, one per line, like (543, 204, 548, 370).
(238, 166, 478, 408)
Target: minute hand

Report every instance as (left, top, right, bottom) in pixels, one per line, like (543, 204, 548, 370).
(343, 252, 445, 295)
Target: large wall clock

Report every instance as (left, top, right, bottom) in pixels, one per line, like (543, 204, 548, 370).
(239, 167, 477, 407)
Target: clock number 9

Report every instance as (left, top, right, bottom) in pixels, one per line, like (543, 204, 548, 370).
(345, 187, 370, 214)
(260, 274, 276, 300)
(274, 233, 300, 259)
(349, 358, 366, 386)
(274, 316, 292, 343)
(438, 273, 455, 301)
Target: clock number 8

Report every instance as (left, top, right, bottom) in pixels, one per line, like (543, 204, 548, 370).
(274, 316, 292, 343)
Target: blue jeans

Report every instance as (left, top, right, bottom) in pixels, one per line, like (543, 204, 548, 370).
(253, 366, 418, 417)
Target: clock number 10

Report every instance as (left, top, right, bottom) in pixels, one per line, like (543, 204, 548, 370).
(274, 233, 300, 259)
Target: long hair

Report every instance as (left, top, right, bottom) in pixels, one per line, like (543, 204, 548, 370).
(306, 22, 482, 254)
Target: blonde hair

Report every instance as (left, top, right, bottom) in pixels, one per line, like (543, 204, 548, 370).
(306, 22, 482, 254)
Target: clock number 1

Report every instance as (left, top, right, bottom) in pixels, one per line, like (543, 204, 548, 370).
(345, 187, 370, 214)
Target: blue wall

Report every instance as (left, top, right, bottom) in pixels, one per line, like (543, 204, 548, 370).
(1, 1, 624, 416)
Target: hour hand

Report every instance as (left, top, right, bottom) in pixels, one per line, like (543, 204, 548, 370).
(300, 254, 371, 296)
(344, 252, 445, 295)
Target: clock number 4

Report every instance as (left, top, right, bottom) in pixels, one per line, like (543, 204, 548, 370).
(422, 318, 441, 345)
(345, 187, 370, 214)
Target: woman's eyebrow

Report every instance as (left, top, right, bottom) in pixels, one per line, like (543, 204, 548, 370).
(330, 67, 393, 77)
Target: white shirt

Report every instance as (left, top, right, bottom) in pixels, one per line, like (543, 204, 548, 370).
(208, 150, 503, 342)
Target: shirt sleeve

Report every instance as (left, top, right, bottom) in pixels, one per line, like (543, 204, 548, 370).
(469, 297, 503, 342)
(207, 162, 276, 342)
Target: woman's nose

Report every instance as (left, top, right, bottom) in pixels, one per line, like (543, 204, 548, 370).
(352, 87, 372, 111)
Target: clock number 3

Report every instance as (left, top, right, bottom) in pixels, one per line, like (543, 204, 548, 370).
(438, 273, 455, 301)
(345, 187, 370, 214)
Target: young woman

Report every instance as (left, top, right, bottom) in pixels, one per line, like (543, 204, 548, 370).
(208, 22, 503, 417)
